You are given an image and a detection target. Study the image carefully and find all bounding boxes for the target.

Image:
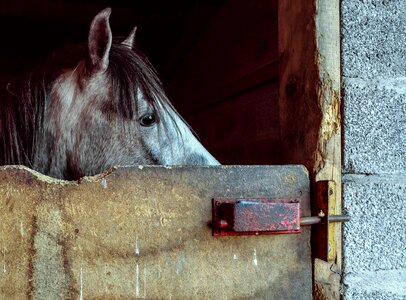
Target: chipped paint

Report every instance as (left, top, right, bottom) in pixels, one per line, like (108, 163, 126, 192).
(315, 72, 341, 174)
(80, 267, 83, 300)
(135, 263, 139, 297)
(321, 89, 340, 140)
(253, 248, 258, 266)
(101, 178, 107, 189)
(19, 221, 24, 238)
(135, 236, 140, 298)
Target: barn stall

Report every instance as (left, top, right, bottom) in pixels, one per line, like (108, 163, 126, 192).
(0, 0, 343, 299)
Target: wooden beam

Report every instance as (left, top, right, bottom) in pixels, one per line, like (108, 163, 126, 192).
(313, 0, 342, 268)
(279, 0, 342, 298)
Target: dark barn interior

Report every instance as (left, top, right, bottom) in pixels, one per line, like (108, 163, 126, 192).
(0, 0, 280, 165)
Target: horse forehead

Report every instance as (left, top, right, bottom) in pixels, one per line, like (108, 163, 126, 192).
(136, 89, 152, 109)
(53, 67, 110, 102)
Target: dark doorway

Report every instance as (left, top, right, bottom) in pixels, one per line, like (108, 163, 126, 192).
(0, 0, 280, 165)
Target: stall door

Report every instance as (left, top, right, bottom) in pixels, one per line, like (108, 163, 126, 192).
(0, 165, 311, 299)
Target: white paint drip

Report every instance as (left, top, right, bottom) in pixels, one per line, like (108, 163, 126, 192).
(136, 264, 139, 297)
(19, 221, 24, 238)
(233, 254, 238, 260)
(135, 236, 140, 298)
(80, 267, 83, 300)
(135, 236, 140, 256)
(101, 178, 107, 189)
(252, 248, 258, 266)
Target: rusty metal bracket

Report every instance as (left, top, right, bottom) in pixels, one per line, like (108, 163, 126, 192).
(312, 181, 347, 262)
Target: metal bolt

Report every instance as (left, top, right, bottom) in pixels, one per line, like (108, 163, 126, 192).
(216, 219, 228, 229)
(300, 215, 351, 226)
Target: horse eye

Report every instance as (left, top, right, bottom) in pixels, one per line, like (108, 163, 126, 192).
(139, 113, 156, 127)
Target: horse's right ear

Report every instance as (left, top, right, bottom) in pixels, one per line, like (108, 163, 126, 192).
(87, 8, 112, 73)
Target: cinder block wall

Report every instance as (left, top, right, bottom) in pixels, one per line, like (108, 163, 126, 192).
(341, 1, 406, 299)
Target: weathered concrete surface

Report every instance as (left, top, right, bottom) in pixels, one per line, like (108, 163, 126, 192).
(344, 269, 406, 300)
(0, 165, 312, 299)
(341, 0, 406, 79)
(343, 177, 406, 273)
(343, 78, 406, 174)
(341, 0, 406, 299)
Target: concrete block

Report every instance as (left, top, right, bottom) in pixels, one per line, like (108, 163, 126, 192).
(343, 78, 406, 174)
(345, 288, 406, 300)
(343, 177, 406, 273)
(344, 268, 406, 300)
(341, 0, 406, 78)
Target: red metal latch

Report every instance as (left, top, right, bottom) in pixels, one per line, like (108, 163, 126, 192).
(212, 198, 301, 236)
(212, 198, 349, 236)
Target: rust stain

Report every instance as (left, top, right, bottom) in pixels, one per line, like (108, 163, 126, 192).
(27, 215, 38, 300)
(56, 189, 79, 299)
(59, 213, 78, 297)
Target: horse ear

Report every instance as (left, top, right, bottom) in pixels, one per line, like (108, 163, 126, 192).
(122, 27, 137, 49)
(88, 8, 112, 72)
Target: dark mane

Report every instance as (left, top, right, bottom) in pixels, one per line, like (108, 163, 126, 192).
(0, 40, 175, 167)
(0, 63, 49, 166)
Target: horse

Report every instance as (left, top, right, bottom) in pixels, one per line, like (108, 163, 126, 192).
(0, 8, 219, 180)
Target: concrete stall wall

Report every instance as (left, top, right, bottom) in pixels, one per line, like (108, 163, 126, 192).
(341, 0, 406, 299)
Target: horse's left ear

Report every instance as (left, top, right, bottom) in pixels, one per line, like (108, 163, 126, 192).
(122, 27, 137, 49)
(88, 8, 112, 73)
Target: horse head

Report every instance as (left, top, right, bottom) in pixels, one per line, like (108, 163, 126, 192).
(1, 8, 219, 180)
